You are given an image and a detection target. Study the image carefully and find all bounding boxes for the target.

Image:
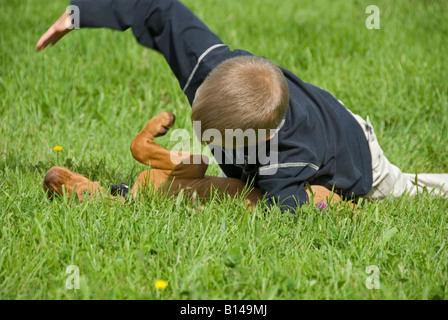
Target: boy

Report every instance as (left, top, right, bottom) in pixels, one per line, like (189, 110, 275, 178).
(37, 0, 448, 213)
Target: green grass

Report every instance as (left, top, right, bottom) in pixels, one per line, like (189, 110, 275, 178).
(1, 0, 448, 299)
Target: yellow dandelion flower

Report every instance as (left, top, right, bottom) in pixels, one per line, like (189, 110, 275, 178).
(155, 280, 168, 290)
(53, 146, 63, 152)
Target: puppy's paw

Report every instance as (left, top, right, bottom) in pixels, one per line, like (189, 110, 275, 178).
(155, 112, 176, 137)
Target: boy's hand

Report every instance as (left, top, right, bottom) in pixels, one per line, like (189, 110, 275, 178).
(36, 12, 73, 51)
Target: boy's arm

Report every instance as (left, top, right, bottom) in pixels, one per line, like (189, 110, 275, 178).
(258, 166, 313, 214)
(258, 165, 347, 213)
(37, 0, 224, 90)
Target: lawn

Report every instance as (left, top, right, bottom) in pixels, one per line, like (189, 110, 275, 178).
(0, 0, 447, 300)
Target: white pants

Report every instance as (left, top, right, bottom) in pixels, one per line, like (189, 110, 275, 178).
(351, 112, 448, 199)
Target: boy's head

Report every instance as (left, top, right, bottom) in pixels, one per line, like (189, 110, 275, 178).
(191, 56, 289, 148)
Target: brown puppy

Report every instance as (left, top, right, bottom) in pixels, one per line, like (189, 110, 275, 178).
(43, 112, 342, 208)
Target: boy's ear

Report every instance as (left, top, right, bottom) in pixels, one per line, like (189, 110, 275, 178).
(265, 132, 276, 141)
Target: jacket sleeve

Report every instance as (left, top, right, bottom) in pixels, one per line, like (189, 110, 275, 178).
(70, 0, 224, 91)
(257, 165, 317, 214)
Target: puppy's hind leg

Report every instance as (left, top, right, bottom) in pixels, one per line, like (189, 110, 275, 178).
(130, 112, 181, 169)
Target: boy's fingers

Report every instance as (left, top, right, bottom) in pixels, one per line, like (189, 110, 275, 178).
(36, 12, 72, 51)
(36, 27, 71, 51)
(36, 29, 54, 51)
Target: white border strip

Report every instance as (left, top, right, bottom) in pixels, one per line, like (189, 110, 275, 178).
(183, 44, 227, 93)
(259, 162, 320, 173)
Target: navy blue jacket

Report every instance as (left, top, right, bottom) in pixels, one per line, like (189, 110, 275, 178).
(71, 0, 373, 212)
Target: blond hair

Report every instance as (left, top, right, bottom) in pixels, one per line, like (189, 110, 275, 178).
(191, 56, 289, 146)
